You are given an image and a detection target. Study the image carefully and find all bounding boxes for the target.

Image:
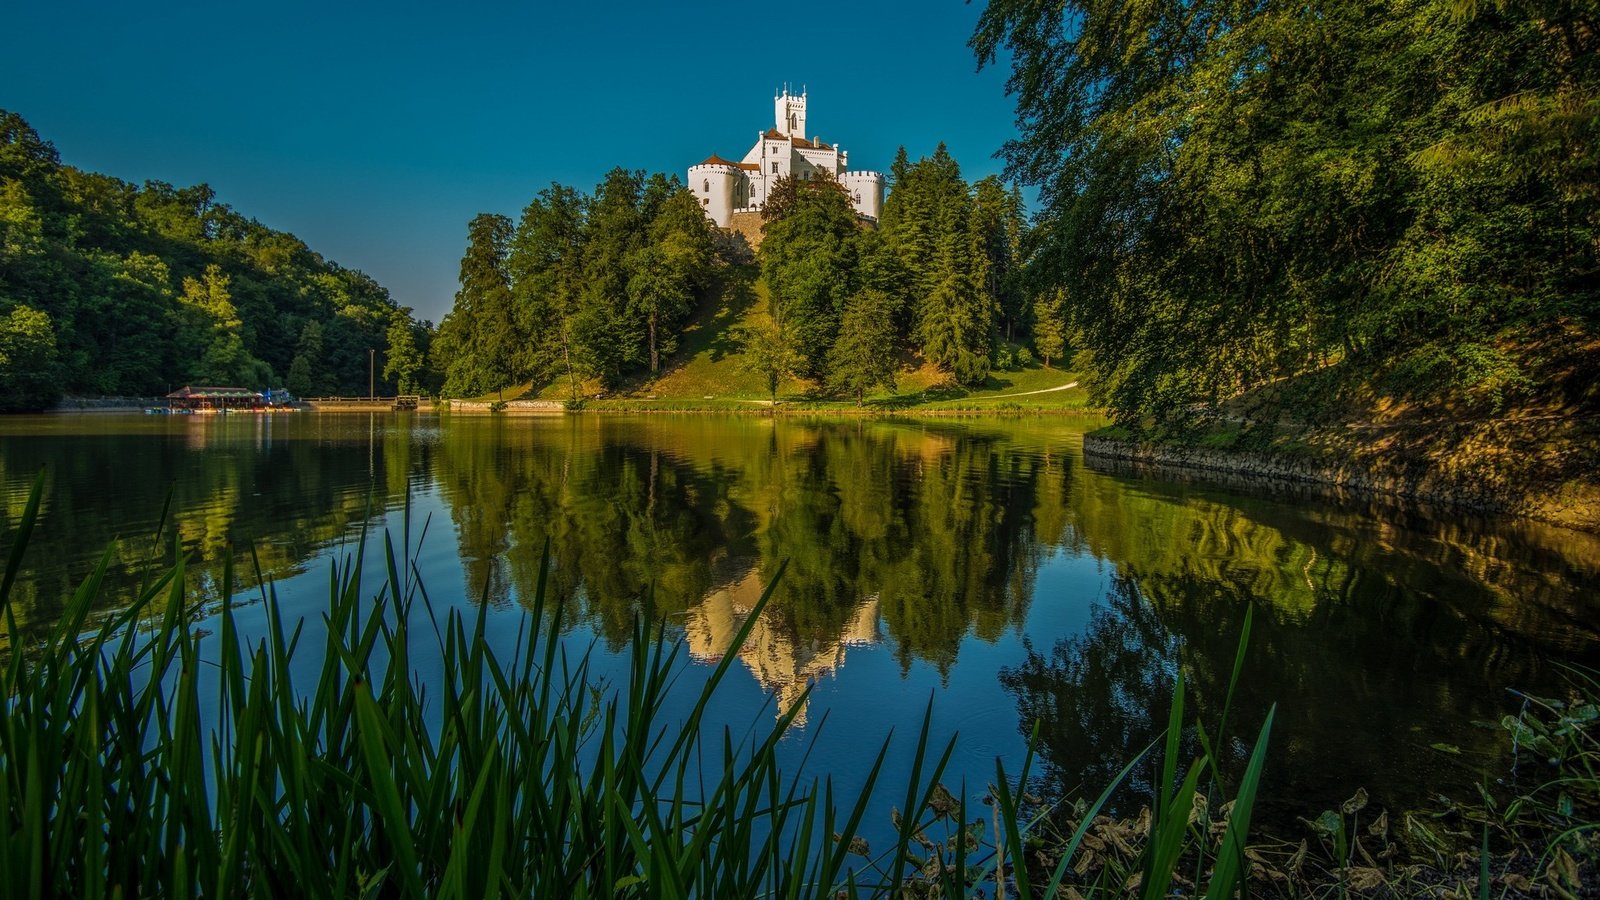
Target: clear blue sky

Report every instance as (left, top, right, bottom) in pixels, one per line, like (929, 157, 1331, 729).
(3, 0, 1019, 323)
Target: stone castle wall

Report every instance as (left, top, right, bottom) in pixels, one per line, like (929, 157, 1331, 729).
(727, 211, 766, 250)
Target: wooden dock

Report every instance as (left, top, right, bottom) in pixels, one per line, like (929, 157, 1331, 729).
(303, 396, 429, 412)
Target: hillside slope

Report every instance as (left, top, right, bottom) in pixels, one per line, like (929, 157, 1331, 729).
(488, 264, 1088, 412)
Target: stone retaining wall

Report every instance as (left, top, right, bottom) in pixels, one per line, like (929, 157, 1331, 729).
(448, 399, 566, 413)
(1083, 434, 1505, 513)
(304, 400, 399, 411)
(1082, 433, 1600, 533)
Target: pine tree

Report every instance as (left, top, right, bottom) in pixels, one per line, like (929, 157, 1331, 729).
(442, 213, 516, 397)
(828, 289, 899, 404)
(1033, 289, 1067, 368)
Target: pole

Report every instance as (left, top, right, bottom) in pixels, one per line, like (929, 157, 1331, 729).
(369, 349, 375, 400)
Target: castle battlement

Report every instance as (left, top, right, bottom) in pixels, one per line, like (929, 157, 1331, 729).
(687, 89, 884, 228)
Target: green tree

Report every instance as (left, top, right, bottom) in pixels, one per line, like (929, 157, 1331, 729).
(828, 289, 899, 404)
(572, 168, 649, 387)
(286, 320, 328, 397)
(0, 305, 59, 410)
(1033, 289, 1067, 369)
(441, 213, 517, 397)
(383, 310, 425, 395)
(509, 184, 588, 398)
(628, 189, 715, 374)
(760, 180, 859, 375)
(178, 264, 271, 386)
(735, 317, 802, 402)
(0, 108, 420, 400)
(973, 0, 1600, 420)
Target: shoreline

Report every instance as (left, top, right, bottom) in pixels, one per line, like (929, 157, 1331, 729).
(1083, 430, 1600, 534)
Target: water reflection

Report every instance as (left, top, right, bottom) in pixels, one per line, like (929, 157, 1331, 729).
(1, 413, 1597, 817)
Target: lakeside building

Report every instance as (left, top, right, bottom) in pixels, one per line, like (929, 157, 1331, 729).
(687, 88, 885, 229)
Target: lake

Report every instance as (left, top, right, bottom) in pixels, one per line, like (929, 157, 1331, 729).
(2, 412, 1597, 833)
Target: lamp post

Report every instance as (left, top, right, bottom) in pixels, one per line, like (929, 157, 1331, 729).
(368, 349, 375, 401)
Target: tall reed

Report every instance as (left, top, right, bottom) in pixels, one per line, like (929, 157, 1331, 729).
(0, 471, 1275, 897)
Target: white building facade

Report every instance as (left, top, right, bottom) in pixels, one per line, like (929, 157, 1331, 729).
(687, 88, 885, 228)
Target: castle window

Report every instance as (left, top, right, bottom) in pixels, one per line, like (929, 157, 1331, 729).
(771, 162, 778, 174)
(702, 179, 709, 192)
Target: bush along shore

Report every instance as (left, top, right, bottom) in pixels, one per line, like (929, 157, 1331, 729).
(0, 471, 1594, 897)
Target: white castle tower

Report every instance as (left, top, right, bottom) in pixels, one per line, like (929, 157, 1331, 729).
(688, 87, 885, 229)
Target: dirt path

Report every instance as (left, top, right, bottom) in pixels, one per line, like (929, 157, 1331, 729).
(986, 380, 1079, 399)
(716, 380, 1082, 406)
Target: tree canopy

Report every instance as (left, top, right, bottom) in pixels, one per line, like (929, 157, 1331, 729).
(973, 0, 1600, 420)
(0, 109, 425, 409)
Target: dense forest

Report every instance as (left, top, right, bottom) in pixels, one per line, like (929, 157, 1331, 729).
(973, 0, 1599, 421)
(0, 110, 428, 411)
(432, 170, 719, 398)
(434, 147, 1040, 402)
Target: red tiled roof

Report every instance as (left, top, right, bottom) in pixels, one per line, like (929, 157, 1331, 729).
(763, 128, 787, 140)
(167, 385, 261, 398)
(736, 162, 760, 171)
(789, 135, 834, 151)
(697, 153, 740, 167)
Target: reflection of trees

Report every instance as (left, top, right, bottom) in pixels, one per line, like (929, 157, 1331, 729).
(1, 414, 419, 639)
(431, 417, 756, 644)
(428, 417, 1080, 677)
(1001, 573, 1178, 806)
(1003, 541, 1579, 822)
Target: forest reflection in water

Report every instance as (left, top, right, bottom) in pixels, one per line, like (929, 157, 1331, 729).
(1, 412, 1597, 819)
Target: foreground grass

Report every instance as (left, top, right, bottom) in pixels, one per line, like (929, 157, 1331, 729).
(0, 473, 1278, 898)
(1, 469, 1591, 896)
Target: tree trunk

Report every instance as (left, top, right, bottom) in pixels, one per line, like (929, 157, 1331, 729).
(562, 320, 578, 402)
(649, 311, 659, 373)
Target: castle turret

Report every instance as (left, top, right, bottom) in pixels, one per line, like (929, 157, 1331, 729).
(840, 170, 886, 221)
(774, 87, 807, 138)
(688, 155, 744, 227)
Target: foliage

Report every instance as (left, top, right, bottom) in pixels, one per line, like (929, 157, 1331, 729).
(880, 144, 1026, 385)
(1032, 290, 1067, 369)
(0, 109, 419, 403)
(383, 310, 427, 395)
(733, 315, 802, 401)
(436, 213, 517, 397)
(760, 177, 861, 375)
(435, 172, 719, 397)
(829, 289, 900, 404)
(0, 305, 59, 411)
(973, 0, 1600, 422)
(427, 147, 1038, 400)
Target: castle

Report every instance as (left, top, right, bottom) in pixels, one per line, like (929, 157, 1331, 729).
(687, 88, 885, 229)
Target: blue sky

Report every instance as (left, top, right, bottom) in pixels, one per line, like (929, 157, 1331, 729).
(3, 1, 1020, 323)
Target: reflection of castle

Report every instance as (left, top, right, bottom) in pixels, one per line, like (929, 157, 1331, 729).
(684, 568, 880, 728)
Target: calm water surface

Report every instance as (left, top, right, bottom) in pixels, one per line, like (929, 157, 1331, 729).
(2, 412, 1597, 831)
